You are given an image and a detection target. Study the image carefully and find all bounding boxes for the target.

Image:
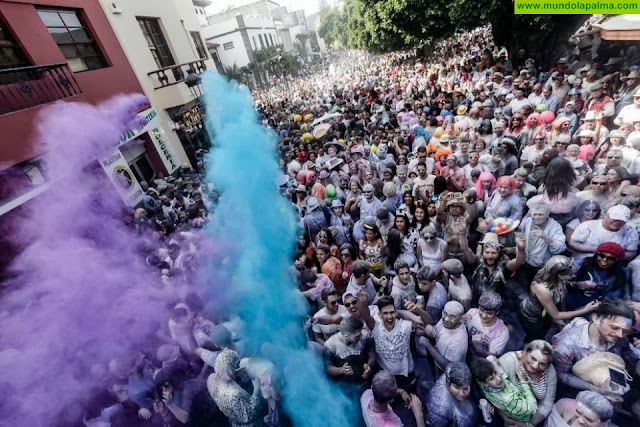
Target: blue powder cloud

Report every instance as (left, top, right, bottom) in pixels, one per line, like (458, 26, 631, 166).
(202, 72, 354, 426)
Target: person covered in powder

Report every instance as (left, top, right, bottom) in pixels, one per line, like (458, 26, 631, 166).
(324, 316, 376, 385)
(207, 349, 263, 427)
(417, 301, 468, 374)
(424, 362, 478, 427)
(361, 370, 426, 427)
(358, 294, 431, 395)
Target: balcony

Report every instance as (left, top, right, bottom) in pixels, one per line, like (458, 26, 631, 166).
(0, 63, 82, 116)
(147, 59, 207, 90)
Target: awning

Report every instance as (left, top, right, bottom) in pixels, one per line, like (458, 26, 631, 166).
(166, 99, 200, 120)
(593, 14, 640, 41)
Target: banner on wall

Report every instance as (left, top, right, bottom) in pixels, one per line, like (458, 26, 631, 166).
(99, 148, 145, 207)
(119, 108, 179, 174)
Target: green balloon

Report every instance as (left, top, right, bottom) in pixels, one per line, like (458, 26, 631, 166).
(326, 184, 337, 199)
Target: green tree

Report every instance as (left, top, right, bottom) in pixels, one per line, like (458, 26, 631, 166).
(318, 7, 349, 48)
(309, 31, 321, 52)
(348, 0, 452, 52)
(222, 64, 250, 84)
(295, 33, 310, 60)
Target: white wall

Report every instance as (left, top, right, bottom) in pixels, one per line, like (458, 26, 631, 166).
(208, 32, 250, 68)
(99, 0, 215, 166)
(201, 15, 280, 70)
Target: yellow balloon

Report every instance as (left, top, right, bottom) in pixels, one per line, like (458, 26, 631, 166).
(294, 114, 302, 122)
(338, 139, 345, 145)
(300, 123, 307, 131)
(434, 127, 444, 138)
(304, 113, 313, 122)
(302, 132, 313, 142)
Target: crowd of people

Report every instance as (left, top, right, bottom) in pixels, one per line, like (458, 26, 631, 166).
(262, 24, 640, 426)
(76, 23, 640, 427)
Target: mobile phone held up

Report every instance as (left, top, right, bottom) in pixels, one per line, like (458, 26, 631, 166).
(609, 367, 627, 388)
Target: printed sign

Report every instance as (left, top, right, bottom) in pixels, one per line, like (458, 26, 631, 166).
(99, 148, 145, 207)
(120, 108, 180, 174)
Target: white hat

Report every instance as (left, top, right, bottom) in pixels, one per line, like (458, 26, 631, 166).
(608, 205, 630, 222)
(306, 196, 320, 213)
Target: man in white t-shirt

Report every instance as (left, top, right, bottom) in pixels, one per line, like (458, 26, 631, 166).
(412, 162, 435, 198)
(508, 87, 531, 113)
(313, 289, 350, 345)
(418, 301, 468, 373)
(361, 295, 430, 391)
(390, 260, 417, 310)
(569, 204, 639, 261)
(462, 151, 489, 188)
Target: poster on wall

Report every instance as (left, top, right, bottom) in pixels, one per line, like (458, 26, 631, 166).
(99, 148, 145, 207)
(119, 108, 179, 174)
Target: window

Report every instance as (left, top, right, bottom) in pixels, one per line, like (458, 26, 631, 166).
(137, 18, 175, 68)
(252, 36, 257, 50)
(223, 41, 234, 50)
(269, 33, 274, 46)
(258, 34, 264, 48)
(0, 20, 28, 69)
(190, 31, 207, 59)
(37, 9, 107, 72)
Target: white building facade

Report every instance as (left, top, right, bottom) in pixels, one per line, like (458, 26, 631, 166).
(98, 0, 214, 173)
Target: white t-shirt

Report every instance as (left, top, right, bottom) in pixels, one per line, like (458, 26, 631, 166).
(571, 219, 639, 260)
(509, 97, 532, 113)
(465, 308, 510, 357)
(313, 305, 350, 341)
(412, 175, 435, 197)
(520, 144, 551, 164)
(435, 321, 468, 364)
(372, 318, 414, 376)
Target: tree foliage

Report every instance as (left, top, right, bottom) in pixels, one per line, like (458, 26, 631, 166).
(318, 7, 349, 48)
(348, 0, 452, 52)
(340, 0, 584, 61)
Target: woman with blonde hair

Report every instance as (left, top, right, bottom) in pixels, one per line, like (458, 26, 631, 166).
(495, 340, 558, 425)
(575, 174, 611, 209)
(519, 256, 599, 343)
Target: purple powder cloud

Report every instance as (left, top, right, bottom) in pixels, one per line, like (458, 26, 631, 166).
(0, 94, 183, 426)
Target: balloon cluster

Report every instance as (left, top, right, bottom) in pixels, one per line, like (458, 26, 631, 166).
(478, 217, 520, 235)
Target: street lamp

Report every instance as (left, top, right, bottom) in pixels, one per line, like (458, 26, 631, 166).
(184, 71, 202, 98)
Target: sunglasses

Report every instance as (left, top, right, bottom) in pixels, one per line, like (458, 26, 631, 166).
(534, 138, 545, 141)
(592, 181, 607, 185)
(362, 191, 372, 194)
(318, 234, 328, 238)
(607, 156, 621, 159)
(584, 208, 599, 213)
(557, 142, 568, 146)
(340, 252, 351, 257)
(596, 252, 618, 262)
(424, 236, 435, 241)
(344, 301, 358, 308)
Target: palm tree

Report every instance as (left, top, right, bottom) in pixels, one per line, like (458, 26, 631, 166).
(221, 64, 250, 84)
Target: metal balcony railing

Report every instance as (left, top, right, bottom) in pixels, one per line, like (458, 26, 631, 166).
(0, 63, 82, 116)
(147, 59, 207, 90)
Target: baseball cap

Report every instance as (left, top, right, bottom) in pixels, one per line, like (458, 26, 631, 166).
(607, 205, 630, 222)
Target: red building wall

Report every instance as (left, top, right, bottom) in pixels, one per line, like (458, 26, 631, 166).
(0, 0, 145, 168)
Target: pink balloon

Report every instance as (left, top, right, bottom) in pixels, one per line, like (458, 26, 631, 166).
(539, 111, 556, 124)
